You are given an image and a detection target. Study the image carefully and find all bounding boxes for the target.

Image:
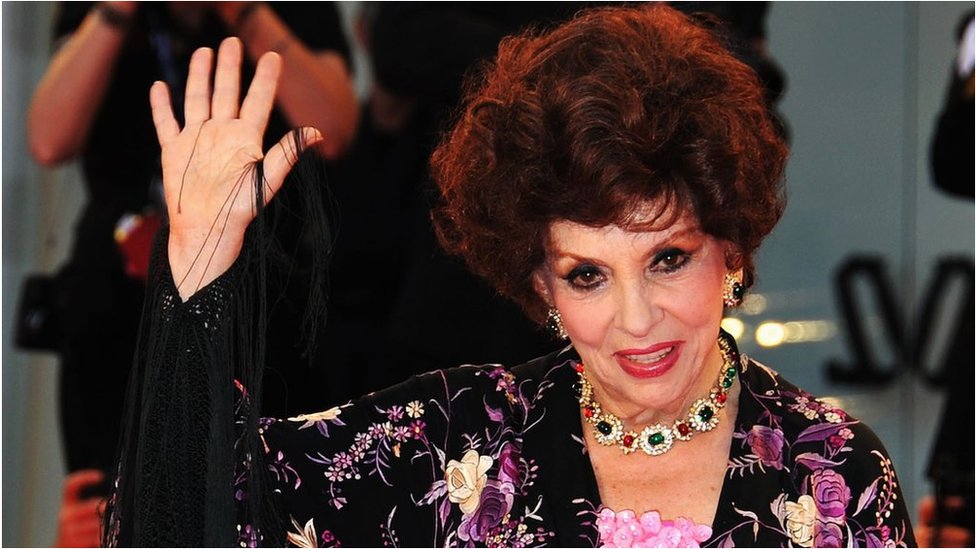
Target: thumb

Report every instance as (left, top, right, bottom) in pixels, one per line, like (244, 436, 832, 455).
(261, 127, 324, 204)
(63, 469, 106, 502)
(919, 496, 936, 524)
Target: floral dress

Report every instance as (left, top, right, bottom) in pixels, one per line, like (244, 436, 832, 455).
(105, 243, 915, 547)
(247, 344, 915, 547)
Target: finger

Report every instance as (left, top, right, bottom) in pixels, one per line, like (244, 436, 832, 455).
(239, 51, 281, 133)
(184, 47, 214, 126)
(150, 81, 180, 147)
(915, 525, 933, 547)
(942, 495, 966, 510)
(59, 518, 102, 549)
(938, 525, 972, 546)
(262, 127, 323, 201)
(61, 498, 104, 521)
(58, 523, 102, 549)
(921, 524, 973, 547)
(55, 496, 102, 548)
(63, 470, 106, 502)
(211, 37, 242, 121)
(919, 496, 936, 523)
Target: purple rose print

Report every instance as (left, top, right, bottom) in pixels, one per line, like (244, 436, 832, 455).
(814, 520, 845, 547)
(497, 443, 521, 486)
(811, 468, 851, 521)
(458, 481, 515, 542)
(745, 425, 785, 469)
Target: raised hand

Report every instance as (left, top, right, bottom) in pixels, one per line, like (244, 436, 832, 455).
(54, 470, 106, 547)
(916, 495, 972, 547)
(150, 37, 321, 300)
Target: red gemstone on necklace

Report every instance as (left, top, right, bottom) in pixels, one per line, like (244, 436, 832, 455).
(583, 407, 595, 418)
(677, 422, 692, 436)
(574, 363, 585, 373)
(623, 434, 635, 447)
(715, 393, 728, 404)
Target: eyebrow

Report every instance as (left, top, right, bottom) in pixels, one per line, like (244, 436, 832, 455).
(549, 227, 704, 263)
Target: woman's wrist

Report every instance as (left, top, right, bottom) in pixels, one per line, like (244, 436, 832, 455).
(168, 228, 245, 301)
(217, 2, 264, 35)
(217, 3, 293, 56)
(93, 2, 137, 32)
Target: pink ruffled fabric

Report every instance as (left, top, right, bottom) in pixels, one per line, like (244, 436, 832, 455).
(596, 508, 712, 548)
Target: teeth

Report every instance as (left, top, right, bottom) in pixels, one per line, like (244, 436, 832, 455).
(624, 346, 673, 363)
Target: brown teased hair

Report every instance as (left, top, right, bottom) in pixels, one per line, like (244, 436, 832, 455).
(431, 4, 788, 323)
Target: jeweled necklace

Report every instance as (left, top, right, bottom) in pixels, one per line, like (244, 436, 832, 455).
(573, 334, 739, 456)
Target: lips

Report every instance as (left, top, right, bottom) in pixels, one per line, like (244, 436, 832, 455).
(613, 341, 683, 379)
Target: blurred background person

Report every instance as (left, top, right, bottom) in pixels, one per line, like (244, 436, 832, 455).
(916, 10, 974, 548)
(320, 4, 586, 403)
(670, 1, 788, 141)
(27, 2, 357, 544)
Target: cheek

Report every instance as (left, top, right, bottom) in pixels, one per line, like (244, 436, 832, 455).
(674, 268, 726, 327)
(553, 294, 616, 348)
(691, 271, 725, 311)
(546, 258, 727, 346)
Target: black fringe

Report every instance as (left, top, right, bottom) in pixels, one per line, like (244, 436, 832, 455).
(103, 131, 337, 547)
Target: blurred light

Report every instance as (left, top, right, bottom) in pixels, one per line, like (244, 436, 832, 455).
(741, 293, 768, 315)
(721, 317, 746, 340)
(755, 322, 786, 347)
(755, 320, 837, 347)
(783, 320, 837, 343)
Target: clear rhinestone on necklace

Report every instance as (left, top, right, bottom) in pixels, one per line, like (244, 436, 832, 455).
(573, 333, 739, 456)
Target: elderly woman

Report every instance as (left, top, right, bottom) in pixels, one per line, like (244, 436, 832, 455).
(106, 5, 915, 548)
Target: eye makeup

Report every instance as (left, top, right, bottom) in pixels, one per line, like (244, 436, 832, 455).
(549, 225, 708, 293)
(650, 247, 692, 274)
(564, 263, 606, 290)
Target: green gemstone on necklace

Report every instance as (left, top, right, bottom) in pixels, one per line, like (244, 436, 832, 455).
(576, 333, 737, 456)
(698, 406, 714, 422)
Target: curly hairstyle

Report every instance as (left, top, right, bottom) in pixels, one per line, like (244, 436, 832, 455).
(431, 4, 788, 324)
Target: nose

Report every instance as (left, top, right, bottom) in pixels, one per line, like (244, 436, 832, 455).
(613, 277, 662, 338)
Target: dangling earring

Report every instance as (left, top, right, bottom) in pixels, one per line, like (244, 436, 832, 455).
(722, 272, 744, 308)
(546, 308, 569, 340)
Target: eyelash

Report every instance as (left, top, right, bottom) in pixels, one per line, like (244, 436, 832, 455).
(655, 248, 691, 273)
(564, 264, 604, 290)
(563, 248, 692, 290)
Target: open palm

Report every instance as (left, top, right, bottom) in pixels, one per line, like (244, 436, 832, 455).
(150, 38, 320, 299)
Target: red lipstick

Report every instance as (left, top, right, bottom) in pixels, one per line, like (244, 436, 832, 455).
(613, 341, 683, 379)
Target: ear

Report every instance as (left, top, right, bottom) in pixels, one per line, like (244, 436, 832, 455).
(531, 269, 553, 306)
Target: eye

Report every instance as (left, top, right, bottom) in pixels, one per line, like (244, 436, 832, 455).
(652, 248, 691, 273)
(565, 264, 606, 290)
